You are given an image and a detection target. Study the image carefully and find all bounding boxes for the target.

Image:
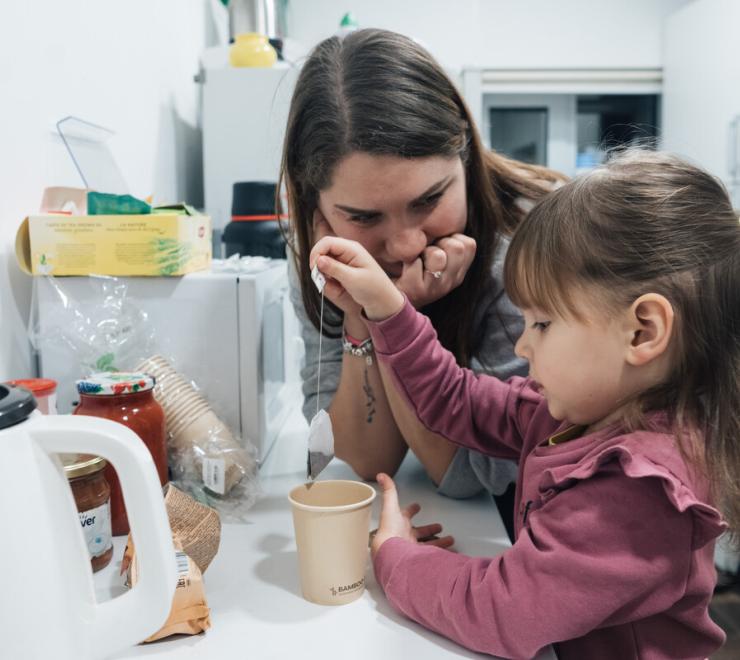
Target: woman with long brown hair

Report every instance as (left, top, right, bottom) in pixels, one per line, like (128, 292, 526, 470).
(280, 29, 563, 518)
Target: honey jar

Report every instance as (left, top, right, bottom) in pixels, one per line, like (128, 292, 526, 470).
(62, 454, 113, 572)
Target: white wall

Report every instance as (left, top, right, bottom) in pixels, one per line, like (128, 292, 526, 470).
(285, 0, 691, 70)
(0, 0, 700, 380)
(0, 1, 216, 380)
(661, 0, 740, 197)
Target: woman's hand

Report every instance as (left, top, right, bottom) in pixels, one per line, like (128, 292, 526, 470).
(310, 236, 405, 322)
(395, 233, 476, 309)
(370, 473, 454, 560)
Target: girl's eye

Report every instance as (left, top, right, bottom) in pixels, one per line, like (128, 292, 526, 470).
(531, 321, 551, 332)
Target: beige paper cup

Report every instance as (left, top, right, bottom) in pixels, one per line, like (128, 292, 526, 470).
(289, 480, 376, 606)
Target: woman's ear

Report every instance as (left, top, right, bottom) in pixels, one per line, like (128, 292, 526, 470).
(625, 293, 675, 366)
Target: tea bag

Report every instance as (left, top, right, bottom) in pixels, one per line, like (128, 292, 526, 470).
(306, 264, 334, 481)
(307, 408, 334, 481)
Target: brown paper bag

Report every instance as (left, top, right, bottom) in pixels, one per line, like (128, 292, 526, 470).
(122, 484, 221, 642)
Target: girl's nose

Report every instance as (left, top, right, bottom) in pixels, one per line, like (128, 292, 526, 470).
(514, 333, 530, 361)
(385, 228, 428, 263)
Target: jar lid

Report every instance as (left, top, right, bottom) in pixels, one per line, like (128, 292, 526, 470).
(61, 453, 107, 479)
(7, 378, 57, 395)
(0, 383, 37, 430)
(76, 372, 155, 396)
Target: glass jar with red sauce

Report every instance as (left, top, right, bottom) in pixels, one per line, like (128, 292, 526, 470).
(62, 454, 113, 572)
(73, 372, 168, 536)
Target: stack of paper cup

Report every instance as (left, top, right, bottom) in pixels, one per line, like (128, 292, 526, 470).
(137, 355, 254, 495)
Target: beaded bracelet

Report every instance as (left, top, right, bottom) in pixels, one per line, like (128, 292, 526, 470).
(342, 329, 374, 366)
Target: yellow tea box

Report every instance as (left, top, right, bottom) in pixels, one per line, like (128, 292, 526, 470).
(15, 213, 211, 276)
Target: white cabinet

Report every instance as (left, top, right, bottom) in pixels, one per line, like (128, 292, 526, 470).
(201, 53, 299, 232)
(661, 0, 740, 205)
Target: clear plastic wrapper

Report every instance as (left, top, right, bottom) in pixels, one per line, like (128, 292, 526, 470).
(28, 275, 261, 521)
(211, 253, 274, 274)
(137, 354, 260, 519)
(29, 275, 155, 375)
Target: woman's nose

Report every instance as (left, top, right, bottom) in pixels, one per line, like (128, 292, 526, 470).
(385, 228, 428, 263)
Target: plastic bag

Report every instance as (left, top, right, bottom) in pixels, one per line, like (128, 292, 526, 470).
(29, 274, 261, 520)
(137, 354, 261, 520)
(29, 274, 155, 375)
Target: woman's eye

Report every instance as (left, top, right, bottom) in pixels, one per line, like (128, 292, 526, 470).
(531, 321, 551, 332)
(348, 213, 381, 225)
(413, 192, 443, 210)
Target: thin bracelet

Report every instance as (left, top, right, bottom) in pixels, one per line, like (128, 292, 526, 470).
(343, 330, 368, 347)
(342, 328, 374, 365)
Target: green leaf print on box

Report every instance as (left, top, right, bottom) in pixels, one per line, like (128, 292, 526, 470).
(151, 238, 193, 276)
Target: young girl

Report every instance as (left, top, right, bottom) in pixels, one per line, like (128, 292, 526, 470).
(310, 150, 739, 659)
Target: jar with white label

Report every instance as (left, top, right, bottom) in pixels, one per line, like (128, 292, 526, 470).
(62, 454, 113, 572)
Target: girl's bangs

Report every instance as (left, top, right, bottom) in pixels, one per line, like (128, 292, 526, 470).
(504, 221, 581, 318)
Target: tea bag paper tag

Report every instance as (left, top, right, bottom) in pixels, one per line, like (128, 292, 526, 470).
(307, 408, 334, 481)
(311, 265, 326, 293)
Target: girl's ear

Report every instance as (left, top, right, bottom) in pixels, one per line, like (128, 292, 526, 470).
(625, 293, 675, 366)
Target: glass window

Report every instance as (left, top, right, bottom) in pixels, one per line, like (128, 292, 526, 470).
(489, 108, 548, 166)
(576, 95, 658, 171)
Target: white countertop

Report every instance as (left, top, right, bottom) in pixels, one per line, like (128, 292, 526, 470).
(99, 411, 554, 659)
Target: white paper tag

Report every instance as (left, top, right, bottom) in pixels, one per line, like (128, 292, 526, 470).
(311, 264, 326, 293)
(202, 457, 226, 494)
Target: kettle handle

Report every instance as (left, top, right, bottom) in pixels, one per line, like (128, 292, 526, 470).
(32, 415, 176, 657)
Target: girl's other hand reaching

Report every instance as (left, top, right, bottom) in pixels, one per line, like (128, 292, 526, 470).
(310, 237, 405, 322)
(370, 473, 454, 560)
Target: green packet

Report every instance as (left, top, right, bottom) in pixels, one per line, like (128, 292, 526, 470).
(87, 191, 151, 215)
(151, 202, 200, 216)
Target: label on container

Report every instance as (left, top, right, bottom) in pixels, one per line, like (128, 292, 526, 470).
(79, 501, 112, 558)
(202, 458, 226, 495)
(175, 551, 191, 589)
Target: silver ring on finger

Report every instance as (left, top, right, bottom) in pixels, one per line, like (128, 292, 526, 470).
(426, 269, 443, 279)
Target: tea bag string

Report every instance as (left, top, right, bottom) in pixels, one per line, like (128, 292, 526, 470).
(315, 290, 324, 417)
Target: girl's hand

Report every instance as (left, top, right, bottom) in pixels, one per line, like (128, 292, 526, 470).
(311, 210, 364, 321)
(310, 237, 405, 322)
(395, 233, 476, 309)
(370, 473, 454, 560)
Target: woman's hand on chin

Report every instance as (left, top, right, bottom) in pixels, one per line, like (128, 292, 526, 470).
(395, 233, 476, 309)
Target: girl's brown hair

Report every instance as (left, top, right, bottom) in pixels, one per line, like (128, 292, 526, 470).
(504, 149, 740, 535)
(279, 28, 563, 366)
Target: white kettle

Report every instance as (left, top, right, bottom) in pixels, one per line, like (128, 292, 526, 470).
(0, 384, 177, 659)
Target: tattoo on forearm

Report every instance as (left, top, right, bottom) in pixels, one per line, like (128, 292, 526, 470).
(363, 365, 376, 424)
